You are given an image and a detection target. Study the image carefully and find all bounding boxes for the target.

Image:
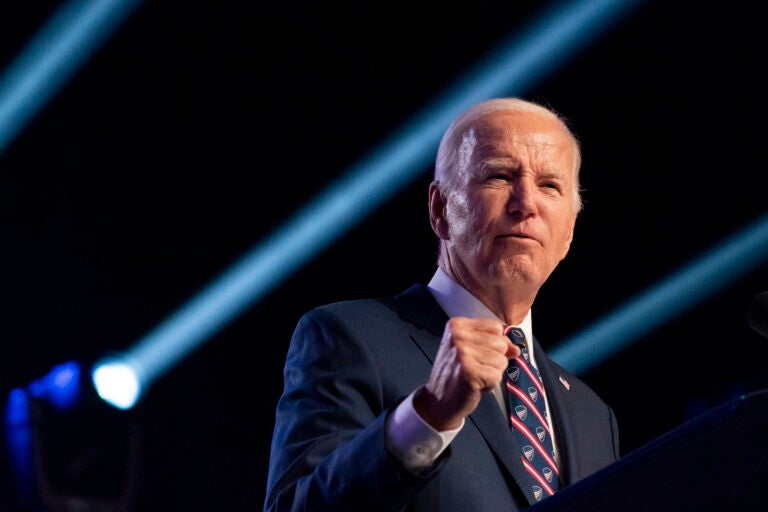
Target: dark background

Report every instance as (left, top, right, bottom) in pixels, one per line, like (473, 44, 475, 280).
(2, 0, 767, 509)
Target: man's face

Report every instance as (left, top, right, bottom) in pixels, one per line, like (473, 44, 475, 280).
(434, 110, 579, 294)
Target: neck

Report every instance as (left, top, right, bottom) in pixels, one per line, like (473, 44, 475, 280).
(438, 259, 536, 326)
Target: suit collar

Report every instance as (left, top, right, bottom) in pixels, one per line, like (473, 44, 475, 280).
(395, 283, 447, 336)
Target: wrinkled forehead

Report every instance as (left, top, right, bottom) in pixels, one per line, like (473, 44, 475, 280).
(458, 111, 575, 167)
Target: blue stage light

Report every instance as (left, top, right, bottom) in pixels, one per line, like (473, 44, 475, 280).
(5, 361, 83, 505)
(551, 210, 768, 374)
(27, 361, 81, 411)
(5, 388, 36, 506)
(4, 361, 142, 509)
(0, 0, 144, 155)
(91, 0, 644, 408)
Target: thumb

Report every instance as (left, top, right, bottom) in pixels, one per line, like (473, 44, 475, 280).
(504, 337, 521, 359)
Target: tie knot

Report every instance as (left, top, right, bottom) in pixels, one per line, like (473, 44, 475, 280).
(505, 326, 527, 348)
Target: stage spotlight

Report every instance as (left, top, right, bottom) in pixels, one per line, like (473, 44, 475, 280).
(91, 356, 143, 411)
(4, 361, 141, 512)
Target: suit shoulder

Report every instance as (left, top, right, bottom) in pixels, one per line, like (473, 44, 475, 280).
(312, 295, 398, 321)
(546, 357, 609, 406)
(302, 283, 431, 328)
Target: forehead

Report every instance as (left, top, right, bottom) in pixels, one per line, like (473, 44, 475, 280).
(464, 111, 573, 158)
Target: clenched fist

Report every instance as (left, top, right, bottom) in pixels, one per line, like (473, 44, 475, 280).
(413, 317, 520, 431)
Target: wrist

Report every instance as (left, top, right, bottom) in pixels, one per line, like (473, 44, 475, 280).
(412, 386, 464, 431)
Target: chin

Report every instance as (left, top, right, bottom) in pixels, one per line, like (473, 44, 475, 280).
(488, 258, 536, 284)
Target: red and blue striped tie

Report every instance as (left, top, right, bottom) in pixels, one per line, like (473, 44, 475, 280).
(504, 326, 560, 501)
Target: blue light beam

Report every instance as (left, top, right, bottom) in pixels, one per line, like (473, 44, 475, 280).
(0, 0, 144, 155)
(550, 210, 768, 374)
(92, 0, 646, 409)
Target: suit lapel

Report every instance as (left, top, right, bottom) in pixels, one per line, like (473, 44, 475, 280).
(394, 283, 544, 506)
(468, 394, 543, 505)
(531, 336, 577, 485)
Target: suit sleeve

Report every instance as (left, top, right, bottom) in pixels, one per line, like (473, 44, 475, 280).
(263, 308, 444, 512)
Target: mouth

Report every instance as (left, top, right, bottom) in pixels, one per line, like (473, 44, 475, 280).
(497, 232, 540, 245)
(499, 232, 532, 240)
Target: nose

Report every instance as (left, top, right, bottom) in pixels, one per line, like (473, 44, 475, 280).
(507, 178, 537, 217)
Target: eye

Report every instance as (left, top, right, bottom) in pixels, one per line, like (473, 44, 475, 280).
(540, 180, 562, 192)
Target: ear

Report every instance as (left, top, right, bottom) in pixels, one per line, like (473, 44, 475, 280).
(429, 181, 450, 240)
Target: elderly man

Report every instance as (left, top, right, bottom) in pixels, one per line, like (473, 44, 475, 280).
(264, 97, 619, 512)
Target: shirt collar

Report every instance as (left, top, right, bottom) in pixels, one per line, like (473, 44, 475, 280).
(426, 267, 534, 346)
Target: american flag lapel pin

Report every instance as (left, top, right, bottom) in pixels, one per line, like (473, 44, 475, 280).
(558, 375, 570, 391)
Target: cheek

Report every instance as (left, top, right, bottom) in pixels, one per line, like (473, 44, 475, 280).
(446, 208, 471, 238)
(445, 195, 471, 232)
(552, 218, 575, 260)
(445, 190, 506, 248)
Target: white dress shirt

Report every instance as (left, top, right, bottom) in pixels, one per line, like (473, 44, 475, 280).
(385, 267, 557, 471)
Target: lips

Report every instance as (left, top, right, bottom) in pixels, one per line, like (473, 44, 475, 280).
(497, 232, 541, 246)
(500, 232, 532, 240)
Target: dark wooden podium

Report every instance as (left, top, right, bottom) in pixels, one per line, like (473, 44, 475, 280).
(530, 389, 768, 510)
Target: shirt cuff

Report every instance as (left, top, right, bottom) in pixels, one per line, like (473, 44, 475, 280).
(385, 390, 464, 471)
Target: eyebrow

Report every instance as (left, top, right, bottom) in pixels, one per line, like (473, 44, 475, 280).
(538, 171, 567, 181)
(482, 161, 567, 180)
(482, 159, 520, 172)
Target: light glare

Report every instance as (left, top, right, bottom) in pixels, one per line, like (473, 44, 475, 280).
(91, 359, 142, 410)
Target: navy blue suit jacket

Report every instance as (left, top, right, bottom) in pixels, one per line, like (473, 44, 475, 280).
(264, 284, 620, 511)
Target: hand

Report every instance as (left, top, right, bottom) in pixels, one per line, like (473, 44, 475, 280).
(413, 317, 520, 431)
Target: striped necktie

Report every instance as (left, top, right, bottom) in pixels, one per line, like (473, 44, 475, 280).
(504, 326, 560, 501)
